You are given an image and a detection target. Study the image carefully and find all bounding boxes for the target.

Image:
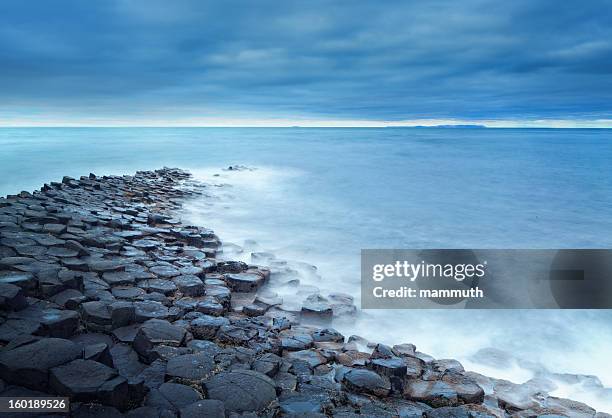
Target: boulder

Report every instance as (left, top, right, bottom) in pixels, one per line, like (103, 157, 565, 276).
(342, 368, 391, 397)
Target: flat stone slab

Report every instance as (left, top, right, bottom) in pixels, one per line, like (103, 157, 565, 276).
(173, 274, 204, 296)
(133, 319, 186, 363)
(146, 382, 202, 412)
(190, 315, 229, 339)
(0, 282, 27, 310)
(166, 353, 215, 382)
(50, 359, 128, 409)
(204, 370, 277, 413)
(224, 272, 265, 292)
(0, 338, 82, 390)
(180, 400, 226, 418)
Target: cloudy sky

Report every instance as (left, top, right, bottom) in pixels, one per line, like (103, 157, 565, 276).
(1, 0, 611, 126)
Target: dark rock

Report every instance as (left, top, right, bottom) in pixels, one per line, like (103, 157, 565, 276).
(204, 370, 277, 413)
(134, 301, 170, 322)
(133, 319, 186, 363)
(173, 275, 204, 296)
(50, 359, 128, 410)
(50, 288, 86, 309)
(71, 403, 125, 418)
(251, 352, 282, 377)
(179, 400, 226, 418)
(190, 315, 229, 339)
(113, 323, 142, 343)
(342, 368, 391, 397)
(312, 327, 344, 343)
(30, 307, 79, 338)
(224, 272, 265, 292)
(166, 353, 215, 382)
(403, 372, 484, 407)
(0, 338, 82, 390)
(0, 282, 27, 310)
(138, 279, 177, 296)
(149, 265, 180, 278)
(146, 382, 202, 412)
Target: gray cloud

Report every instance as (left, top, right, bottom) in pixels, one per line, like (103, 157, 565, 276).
(0, 0, 611, 121)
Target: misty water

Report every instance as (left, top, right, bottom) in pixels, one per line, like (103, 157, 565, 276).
(1, 127, 611, 411)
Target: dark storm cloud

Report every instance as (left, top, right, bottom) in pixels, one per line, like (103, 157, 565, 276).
(0, 0, 611, 121)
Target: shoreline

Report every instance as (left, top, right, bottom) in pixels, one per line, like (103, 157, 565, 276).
(0, 168, 607, 417)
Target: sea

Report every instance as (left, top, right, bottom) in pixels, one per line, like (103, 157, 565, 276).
(1, 127, 611, 411)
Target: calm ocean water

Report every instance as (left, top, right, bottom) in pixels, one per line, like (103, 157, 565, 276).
(1, 127, 611, 409)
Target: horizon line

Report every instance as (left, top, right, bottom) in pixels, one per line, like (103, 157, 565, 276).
(1, 117, 612, 129)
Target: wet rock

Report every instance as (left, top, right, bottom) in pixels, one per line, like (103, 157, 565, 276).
(369, 357, 409, 378)
(49, 359, 129, 410)
(166, 353, 215, 382)
(0, 338, 82, 390)
(301, 294, 333, 320)
(225, 272, 265, 292)
(102, 271, 137, 286)
(342, 368, 391, 397)
(133, 319, 186, 363)
(204, 370, 277, 413)
(216, 260, 248, 274)
(312, 327, 344, 343)
(113, 323, 142, 343)
(0, 282, 27, 310)
(0, 271, 37, 294)
(26, 307, 79, 338)
(138, 279, 177, 296)
(149, 265, 180, 278)
(216, 324, 258, 345)
(134, 301, 170, 322)
(284, 349, 328, 369)
(51, 288, 86, 309)
(190, 315, 229, 339)
(173, 275, 204, 296)
(179, 399, 226, 418)
(403, 372, 484, 407)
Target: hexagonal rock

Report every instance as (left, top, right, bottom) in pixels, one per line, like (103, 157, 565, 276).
(224, 272, 265, 292)
(35, 308, 80, 338)
(403, 373, 484, 407)
(0, 338, 82, 390)
(180, 400, 226, 418)
(312, 328, 344, 343)
(133, 319, 186, 363)
(368, 357, 409, 378)
(134, 301, 170, 322)
(146, 382, 202, 412)
(204, 370, 277, 413)
(173, 275, 204, 296)
(190, 315, 229, 339)
(166, 353, 215, 382)
(50, 288, 86, 309)
(149, 265, 180, 278)
(138, 278, 177, 296)
(49, 359, 128, 410)
(0, 282, 27, 310)
(0, 271, 37, 293)
(342, 368, 391, 397)
(283, 349, 328, 369)
(102, 271, 137, 286)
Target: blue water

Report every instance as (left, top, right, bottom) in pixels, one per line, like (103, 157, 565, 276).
(1, 127, 611, 410)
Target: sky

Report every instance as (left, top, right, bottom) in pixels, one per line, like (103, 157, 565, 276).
(1, 0, 611, 127)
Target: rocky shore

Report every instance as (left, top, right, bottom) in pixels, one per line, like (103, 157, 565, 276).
(0, 168, 608, 417)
